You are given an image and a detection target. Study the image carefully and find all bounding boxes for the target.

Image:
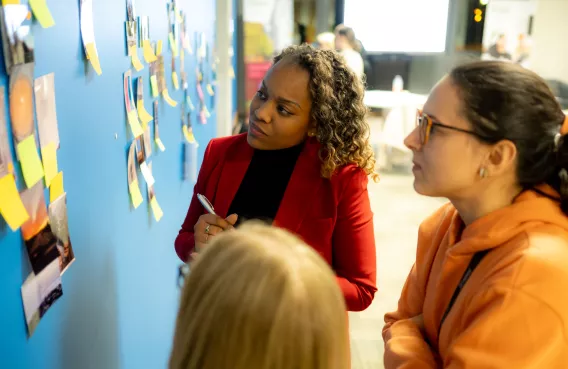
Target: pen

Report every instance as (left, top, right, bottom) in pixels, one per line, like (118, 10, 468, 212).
(197, 193, 217, 215)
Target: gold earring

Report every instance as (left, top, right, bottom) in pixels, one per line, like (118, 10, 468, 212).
(308, 131, 316, 137)
(479, 167, 487, 178)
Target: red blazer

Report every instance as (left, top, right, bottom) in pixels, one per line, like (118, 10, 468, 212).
(175, 133, 377, 311)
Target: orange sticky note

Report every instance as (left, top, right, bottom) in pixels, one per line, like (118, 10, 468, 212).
(142, 40, 157, 63)
(17, 135, 45, 188)
(49, 171, 64, 202)
(150, 197, 163, 222)
(127, 110, 144, 138)
(162, 89, 177, 107)
(0, 174, 30, 231)
(85, 42, 102, 75)
(129, 46, 144, 71)
(40, 142, 58, 187)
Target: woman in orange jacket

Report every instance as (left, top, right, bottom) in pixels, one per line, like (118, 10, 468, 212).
(383, 61, 568, 368)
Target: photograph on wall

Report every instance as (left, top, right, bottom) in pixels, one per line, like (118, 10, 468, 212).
(127, 141, 137, 187)
(0, 87, 14, 177)
(21, 259, 63, 337)
(156, 55, 166, 93)
(142, 126, 152, 160)
(139, 16, 149, 43)
(34, 73, 60, 149)
(135, 136, 145, 165)
(48, 193, 75, 275)
(125, 20, 138, 55)
(0, 4, 35, 74)
(20, 183, 60, 275)
(9, 63, 34, 144)
(126, 0, 137, 22)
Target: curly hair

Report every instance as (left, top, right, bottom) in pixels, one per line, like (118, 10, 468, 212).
(273, 44, 379, 182)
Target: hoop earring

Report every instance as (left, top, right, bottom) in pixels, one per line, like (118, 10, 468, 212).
(479, 167, 487, 178)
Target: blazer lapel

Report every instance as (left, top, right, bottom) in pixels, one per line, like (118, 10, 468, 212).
(213, 137, 253, 218)
(274, 137, 323, 233)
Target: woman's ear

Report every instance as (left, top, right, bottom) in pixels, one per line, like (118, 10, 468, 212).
(485, 139, 517, 176)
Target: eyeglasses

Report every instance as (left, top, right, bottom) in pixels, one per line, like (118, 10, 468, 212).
(416, 110, 483, 146)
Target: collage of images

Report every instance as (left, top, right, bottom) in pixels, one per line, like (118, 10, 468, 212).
(0, 2, 75, 337)
(0, 0, 220, 338)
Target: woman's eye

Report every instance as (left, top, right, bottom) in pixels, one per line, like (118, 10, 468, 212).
(257, 90, 267, 100)
(277, 106, 291, 116)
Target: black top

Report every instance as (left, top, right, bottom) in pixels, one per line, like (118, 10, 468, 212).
(227, 142, 304, 226)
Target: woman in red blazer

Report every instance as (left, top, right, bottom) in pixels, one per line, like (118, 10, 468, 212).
(175, 44, 378, 311)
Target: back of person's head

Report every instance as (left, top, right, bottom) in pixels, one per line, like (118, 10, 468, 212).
(169, 222, 349, 369)
(336, 26, 360, 51)
(272, 44, 377, 181)
(449, 61, 568, 211)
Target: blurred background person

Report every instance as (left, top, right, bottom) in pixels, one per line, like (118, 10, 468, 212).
(334, 25, 365, 79)
(315, 31, 335, 50)
(170, 223, 350, 369)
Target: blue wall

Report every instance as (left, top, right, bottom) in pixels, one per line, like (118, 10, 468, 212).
(0, 1, 217, 368)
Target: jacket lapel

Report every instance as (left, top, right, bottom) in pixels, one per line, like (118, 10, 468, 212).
(213, 137, 253, 218)
(274, 137, 323, 233)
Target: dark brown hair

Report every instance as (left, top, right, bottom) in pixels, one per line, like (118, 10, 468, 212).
(450, 61, 568, 213)
(274, 44, 378, 181)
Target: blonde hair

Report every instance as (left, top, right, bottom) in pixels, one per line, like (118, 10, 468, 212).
(169, 222, 349, 369)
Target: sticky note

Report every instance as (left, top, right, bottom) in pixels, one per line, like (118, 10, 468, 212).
(40, 142, 58, 188)
(140, 162, 155, 187)
(155, 138, 166, 152)
(172, 72, 180, 90)
(206, 84, 214, 96)
(2, 0, 20, 5)
(137, 103, 153, 127)
(182, 126, 196, 144)
(186, 96, 195, 111)
(129, 179, 143, 209)
(29, 0, 55, 28)
(156, 40, 163, 56)
(180, 48, 185, 64)
(142, 40, 157, 63)
(129, 46, 144, 71)
(127, 110, 144, 138)
(169, 32, 178, 58)
(85, 43, 102, 75)
(49, 172, 64, 203)
(17, 135, 45, 188)
(204, 106, 211, 118)
(0, 174, 30, 231)
(162, 89, 177, 107)
(150, 76, 159, 98)
(150, 197, 163, 222)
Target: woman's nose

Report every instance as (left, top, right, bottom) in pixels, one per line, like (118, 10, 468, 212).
(404, 126, 421, 151)
(254, 102, 272, 124)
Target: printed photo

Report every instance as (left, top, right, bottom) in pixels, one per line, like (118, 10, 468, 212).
(48, 193, 75, 275)
(21, 259, 63, 337)
(34, 73, 60, 149)
(139, 16, 149, 43)
(0, 87, 13, 177)
(157, 55, 166, 93)
(127, 140, 137, 185)
(20, 183, 60, 275)
(125, 20, 137, 54)
(9, 63, 34, 144)
(126, 0, 136, 22)
(143, 126, 152, 159)
(135, 136, 145, 165)
(0, 4, 34, 74)
(123, 70, 132, 112)
(153, 100, 160, 138)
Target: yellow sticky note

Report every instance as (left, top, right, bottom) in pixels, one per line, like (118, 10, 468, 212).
(49, 172, 64, 203)
(150, 197, 163, 222)
(182, 125, 196, 144)
(206, 84, 214, 96)
(156, 40, 163, 56)
(129, 180, 143, 209)
(169, 32, 178, 58)
(155, 138, 166, 152)
(17, 135, 44, 188)
(85, 43, 102, 75)
(127, 110, 144, 138)
(40, 142, 58, 188)
(129, 46, 144, 71)
(180, 49, 185, 64)
(172, 71, 180, 90)
(29, 0, 55, 28)
(0, 174, 30, 231)
(162, 89, 177, 107)
(137, 103, 153, 127)
(150, 76, 159, 98)
(142, 40, 157, 63)
(2, 0, 20, 5)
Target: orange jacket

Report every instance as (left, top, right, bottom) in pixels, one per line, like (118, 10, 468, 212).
(383, 185, 568, 368)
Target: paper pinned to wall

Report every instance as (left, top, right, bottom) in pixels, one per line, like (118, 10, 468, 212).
(142, 40, 157, 63)
(124, 70, 144, 138)
(16, 135, 44, 188)
(129, 45, 144, 71)
(29, 0, 55, 28)
(49, 171, 64, 202)
(206, 83, 214, 96)
(125, 20, 138, 56)
(136, 77, 153, 128)
(153, 100, 165, 152)
(0, 4, 35, 74)
(150, 197, 163, 222)
(168, 32, 178, 58)
(127, 141, 143, 209)
(162, 89, 177, 107)
(172, 71, 180, 90)
(0, 173, 29, 230)
(81, 0, 102, 75)
(139, 161, 155, 187)
(0, 88, 14, 177)
(48, 193, 75, 275)
(34, 73, 60, 149)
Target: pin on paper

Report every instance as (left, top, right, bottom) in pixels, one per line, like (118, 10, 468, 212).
(81, 0, 102, 75)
